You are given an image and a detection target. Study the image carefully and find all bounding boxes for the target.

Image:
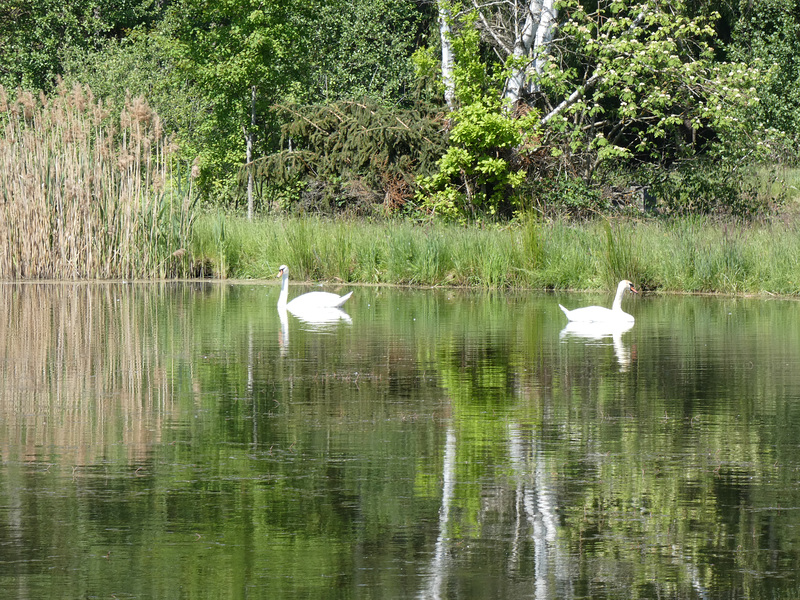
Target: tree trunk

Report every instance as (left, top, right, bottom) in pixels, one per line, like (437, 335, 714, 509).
(439, 1, 456, 111)
(246, 85, 256, 221)
(503, 0, 542, 106)
(501, 0, 558, 108)
(530, 0, 557, 93)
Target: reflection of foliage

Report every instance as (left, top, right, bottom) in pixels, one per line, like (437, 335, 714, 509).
(3, 286, 800, 595)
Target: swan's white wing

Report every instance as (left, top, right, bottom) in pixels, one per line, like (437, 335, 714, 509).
(286, 290, 352, 310)
(559, 305, 634, 324)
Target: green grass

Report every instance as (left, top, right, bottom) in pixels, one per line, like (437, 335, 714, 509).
(189, 213, 800, 295)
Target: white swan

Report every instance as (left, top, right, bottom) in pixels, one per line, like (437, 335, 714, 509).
(277, 264, 353, 311)
(558, 280, 638, 323)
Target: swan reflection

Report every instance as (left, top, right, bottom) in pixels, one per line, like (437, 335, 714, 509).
(278, 305, 352, 352)
(278, 307, 290, 355)
(288, 306, 352, 327)
(560, 320, 634, 371)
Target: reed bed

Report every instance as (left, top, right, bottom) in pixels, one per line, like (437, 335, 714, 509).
(0, 83, 194, 279)
(191, 214, 800, 296)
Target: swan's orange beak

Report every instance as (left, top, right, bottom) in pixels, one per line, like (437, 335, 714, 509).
(629, 284, 639, 294)
(277, 268, 284, 278)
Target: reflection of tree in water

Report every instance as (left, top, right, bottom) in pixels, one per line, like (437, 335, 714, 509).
(419, 295, 800, 598)
(423, 329, 575, 598)
(1, 285, 798, 597)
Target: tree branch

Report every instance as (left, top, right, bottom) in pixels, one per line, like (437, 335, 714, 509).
(540, 11, 645, 125)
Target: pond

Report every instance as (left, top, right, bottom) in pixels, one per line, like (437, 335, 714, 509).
(1, 281, 799, 599)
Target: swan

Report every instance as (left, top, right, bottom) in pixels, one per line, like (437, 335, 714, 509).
(558, 280, 638, 323)
(277, 264, 353, 311)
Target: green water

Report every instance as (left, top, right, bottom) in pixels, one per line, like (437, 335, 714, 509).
(0, 281, 799, 599)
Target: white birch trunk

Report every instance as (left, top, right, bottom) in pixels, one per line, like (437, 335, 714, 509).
(502, 0, 558, 107)
(530, 0, 557, 93)
(246, 85, 256, 221)
(503, 0, 542, 106)
(438, 1, 456, 111)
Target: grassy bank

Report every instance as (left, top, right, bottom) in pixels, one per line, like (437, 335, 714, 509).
(190, 213, 800, 295)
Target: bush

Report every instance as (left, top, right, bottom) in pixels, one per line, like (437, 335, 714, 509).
(651, 160, 782, 218)
(253, 101, 446, 217)
(525, 176, 609, 218)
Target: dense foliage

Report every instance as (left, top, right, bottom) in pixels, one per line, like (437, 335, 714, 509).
(0, 0, 797, 221)
(421, 0, 772, 220)
(726, 0, 800, 143)
(0, 0, 165, 90)
(415, 15, 539, 220)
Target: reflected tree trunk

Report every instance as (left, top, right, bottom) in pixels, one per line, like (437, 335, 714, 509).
(419, 426, 456, 599)
(508, 422, 572, 598)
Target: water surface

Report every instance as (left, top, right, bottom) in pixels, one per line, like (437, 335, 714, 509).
(1, 282, 799, 598)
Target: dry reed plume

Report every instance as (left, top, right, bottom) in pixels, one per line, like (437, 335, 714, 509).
(0, 82, 194, 279)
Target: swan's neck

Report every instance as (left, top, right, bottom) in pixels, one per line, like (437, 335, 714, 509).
(278, 272, 289, 308)
(611, 283, 627, 312)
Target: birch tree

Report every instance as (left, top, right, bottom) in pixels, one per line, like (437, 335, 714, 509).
(169, 0, 311, 206)
(475, 0, 559, 108)
(437, 0, 558, 111)
(439, 2, 456, 111)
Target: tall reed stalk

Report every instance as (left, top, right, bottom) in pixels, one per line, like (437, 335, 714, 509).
(0, 83, 194, 279)
(602, 220, 641, 287)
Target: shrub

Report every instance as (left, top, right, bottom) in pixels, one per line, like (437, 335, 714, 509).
(254, 101, 446, 217)
(526, 176, 609, 218)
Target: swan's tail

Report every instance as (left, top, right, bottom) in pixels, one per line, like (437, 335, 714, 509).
(334, 291, 353, 308)
(558, 304, 570, 318)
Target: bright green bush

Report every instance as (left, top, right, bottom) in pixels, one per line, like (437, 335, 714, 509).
(416, 101, 535, 221)
(414, 12, 538, 222)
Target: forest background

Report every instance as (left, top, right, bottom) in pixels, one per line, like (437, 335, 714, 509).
(2, 0, 800, 291)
